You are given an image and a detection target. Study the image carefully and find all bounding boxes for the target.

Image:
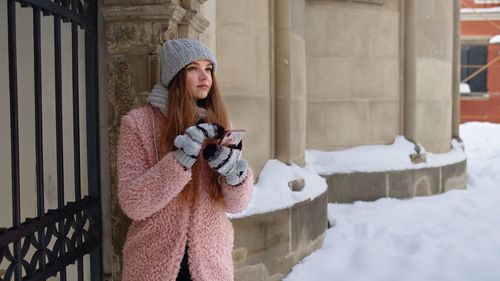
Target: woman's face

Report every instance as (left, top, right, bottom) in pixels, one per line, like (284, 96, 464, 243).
(185, 59, 213, 101)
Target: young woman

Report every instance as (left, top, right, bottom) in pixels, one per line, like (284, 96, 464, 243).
(117, 39, 254, 281)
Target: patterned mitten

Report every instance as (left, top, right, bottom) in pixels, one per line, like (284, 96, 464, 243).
(202, 144, 249, 186)
(173, 123, 224, 169)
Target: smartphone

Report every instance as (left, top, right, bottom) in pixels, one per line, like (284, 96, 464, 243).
(219, 129, 246, 146)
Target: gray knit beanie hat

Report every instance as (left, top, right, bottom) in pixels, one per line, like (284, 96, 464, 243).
(147, 39, 217, 115)
(161, 38, 217, 87)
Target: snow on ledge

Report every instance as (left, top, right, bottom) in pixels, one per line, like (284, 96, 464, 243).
(305, 136, 466, 175)
(461, 7, 500, 14)
(490, 34, 500, 44)
(460, 83, 471, 94)
(228, 160, 327, 219)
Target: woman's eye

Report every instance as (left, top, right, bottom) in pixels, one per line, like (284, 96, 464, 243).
(205, 67, 213, 73)
(187, 66, 198, 71)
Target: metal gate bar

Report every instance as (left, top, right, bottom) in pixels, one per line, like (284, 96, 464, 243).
(32, 4, 48, 277)
(70, 1, 84, 279)
(84, 1, 103, 279)
(7, 0, 22, 279)
(52, 9, 68, 281)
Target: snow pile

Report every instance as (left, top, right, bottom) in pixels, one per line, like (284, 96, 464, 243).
(305, 136, 466, 175)
(228, 160, 327, 219)
(460, 82, 471, 93)
(461, 7, 500, 14)
(284, 122, 500, 281)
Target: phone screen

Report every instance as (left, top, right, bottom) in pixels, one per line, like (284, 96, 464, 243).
(219, 130, 246, 146)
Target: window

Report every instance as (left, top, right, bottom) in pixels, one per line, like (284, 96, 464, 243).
(461, 44, 488, 93)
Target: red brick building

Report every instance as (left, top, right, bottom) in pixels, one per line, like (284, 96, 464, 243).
(460, 0, 500, 123)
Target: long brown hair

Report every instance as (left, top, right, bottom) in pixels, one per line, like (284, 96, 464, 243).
(160, 66, 230, 202)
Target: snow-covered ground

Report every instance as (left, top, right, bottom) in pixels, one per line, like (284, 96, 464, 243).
(284, 122, 500, 281)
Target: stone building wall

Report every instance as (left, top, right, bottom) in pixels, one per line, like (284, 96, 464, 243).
(305, 0, 402, 151)
(304, 0, 457, 153)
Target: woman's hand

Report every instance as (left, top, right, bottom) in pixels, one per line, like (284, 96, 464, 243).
(173, 122, 224, 169)
(202, 144, 249, 186)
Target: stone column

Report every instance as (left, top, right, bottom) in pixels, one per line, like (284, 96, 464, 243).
(403, 0, 418, 146)
(452, 0, 461, 140)
(403, 0, 454, 154)
(102, 1, 209, 279)
(274, 0, 307, 165)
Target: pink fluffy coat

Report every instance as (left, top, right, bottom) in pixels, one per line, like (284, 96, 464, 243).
(117, 106, 254, 281)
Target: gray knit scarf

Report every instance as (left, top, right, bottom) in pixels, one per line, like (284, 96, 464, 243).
(146, 83, 168, 115)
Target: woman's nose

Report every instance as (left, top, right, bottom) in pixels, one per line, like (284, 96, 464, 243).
(199, 70, 208, 81)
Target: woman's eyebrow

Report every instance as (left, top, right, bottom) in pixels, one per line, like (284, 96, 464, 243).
(188, 61, 213, 67)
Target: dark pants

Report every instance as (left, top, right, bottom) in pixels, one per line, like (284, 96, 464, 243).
(176, 246, 192, 281)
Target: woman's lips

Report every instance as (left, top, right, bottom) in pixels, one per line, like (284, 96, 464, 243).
(197, 85, 209, 90)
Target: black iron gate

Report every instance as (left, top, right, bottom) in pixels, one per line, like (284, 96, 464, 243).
(1, 0, 101, 280)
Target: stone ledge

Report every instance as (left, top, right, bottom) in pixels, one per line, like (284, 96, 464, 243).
(102, 4, 186, 21)
(231, 191, 328, 281)
(323, 159, 467, 203)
